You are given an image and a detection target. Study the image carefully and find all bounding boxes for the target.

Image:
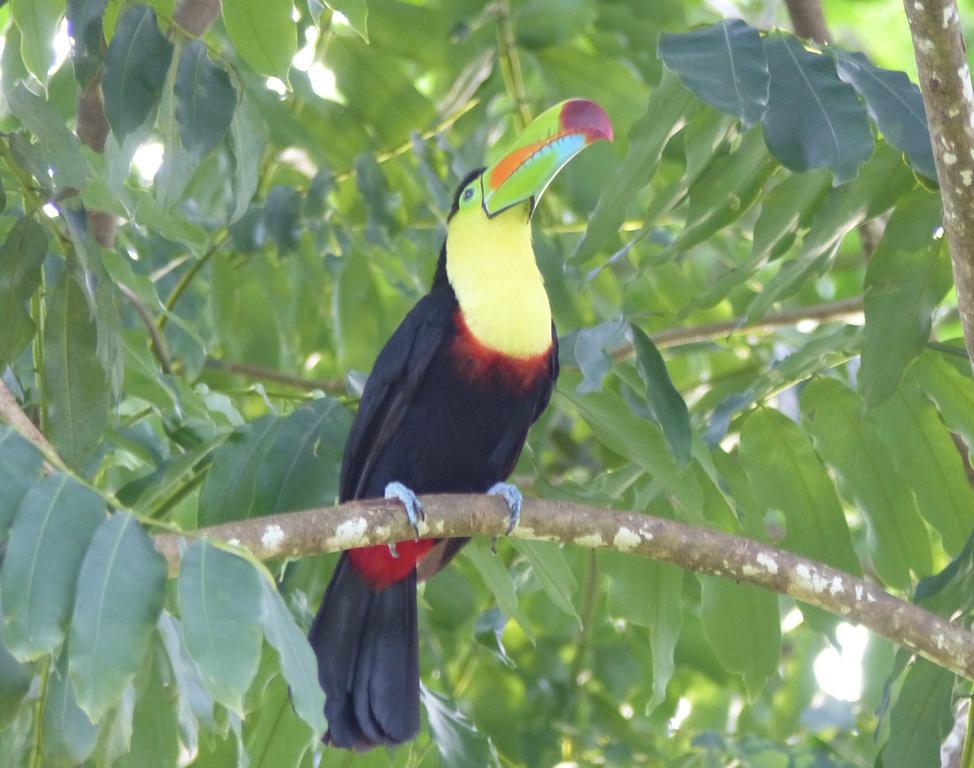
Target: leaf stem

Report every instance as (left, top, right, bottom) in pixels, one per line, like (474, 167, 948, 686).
(28, 656, 51, 768)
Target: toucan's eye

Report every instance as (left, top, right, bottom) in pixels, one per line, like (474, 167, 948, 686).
(462, 187, 474, 202)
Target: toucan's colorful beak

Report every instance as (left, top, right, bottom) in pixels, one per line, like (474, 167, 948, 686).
(482, 99, 613, 217)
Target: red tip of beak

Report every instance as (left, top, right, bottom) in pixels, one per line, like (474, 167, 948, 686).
(559, 99, 613, 144)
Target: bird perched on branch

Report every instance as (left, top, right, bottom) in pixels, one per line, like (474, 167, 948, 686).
(309, 99, 613, 750)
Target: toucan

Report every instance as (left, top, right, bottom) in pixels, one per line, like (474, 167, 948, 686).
(309, 99, 613, 750)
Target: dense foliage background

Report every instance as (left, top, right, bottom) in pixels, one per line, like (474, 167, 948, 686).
(2, 0, 974, 765)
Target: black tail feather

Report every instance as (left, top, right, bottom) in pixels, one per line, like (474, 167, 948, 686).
(309, 553, 420, 750)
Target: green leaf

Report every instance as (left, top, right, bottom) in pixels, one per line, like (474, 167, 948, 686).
(832, 49, 935, 180)
(244, 672, 316, 768)
(42, 647, 99, 767)
(102, 6, 174, 140)
(877, 659, 954, 768)
(509, 539, 578, 621)
(0, 605, 32, 731)
(801, 377, 931, 588)
(632, 325, 691, 467)
(68, 512, 167, 721)
(869, 384, 974, 553)
(154, 56, 195, 209)
(175, 40, 238, 160)
(5, 84, 88, 191)
(603, 550, 682, 710)
(11, 0, 62, 86)
(179, 541, 263, 713)
(761, 33, 874, 183)
(422, 685, 500, 768)
(573, 71, 694, 263)
(860, 192, 951, 406)
(259, 580, 326, 739)
(909, 351, 974, 450)
(746, 141, 915, 320)
(222, 0, 296, 79)
(115, 637, 180, 768)
(0, 217, 47, 366)
(463, 542, 533, 641)
(67, 0, 109, 88)
(324, 0, 369, 42)
(229, 95, 267, 223)
(43, 271, 111, 470)
(750, 170, 830, 265)
(559, 382, 703, 519)
(739, 407, 860, 575)
(198, 397, 351, 525)
(1, 474, 104, 660)
(661, 126, 776, 259)
(334, 246, 385, 372)
(700, 575, 780, 696)
(658, 19, 769, 127)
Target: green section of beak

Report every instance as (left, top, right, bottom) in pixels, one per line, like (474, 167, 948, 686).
(482, 99, 613, 217)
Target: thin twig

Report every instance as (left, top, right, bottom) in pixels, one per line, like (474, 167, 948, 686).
(117, 283, 173, 374)
(203, 359, 345, 393)
(152, 493, 974, 682)
(611, 296, 864, 359)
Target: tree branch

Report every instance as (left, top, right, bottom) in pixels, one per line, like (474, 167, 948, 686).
(784, 0, 832, 44)
(153, 494, 974, 682)
(903, 0, 974, 365)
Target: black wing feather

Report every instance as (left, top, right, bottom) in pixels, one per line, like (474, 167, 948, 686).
(339, 292, 453, 502)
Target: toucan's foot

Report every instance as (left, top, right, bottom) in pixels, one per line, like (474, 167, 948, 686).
(488, 482, 522, 535)
(385, 481, 424, 540)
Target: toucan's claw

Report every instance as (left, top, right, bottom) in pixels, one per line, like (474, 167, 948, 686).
(385, 481, 424, 540)
(488, 482, 522, 535)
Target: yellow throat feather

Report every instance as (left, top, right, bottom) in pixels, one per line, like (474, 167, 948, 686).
(445, 202, 552, 358)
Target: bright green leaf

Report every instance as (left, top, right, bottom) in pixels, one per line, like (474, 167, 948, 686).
(740, 407, 860, 574)
(464, 542, 533, 641)
(222, 0, 296, 79)
(422, 685, 500, 768)
(42, 647, 99, 767)
(324, 0, 369, 42)
(801, 377, 931, 588)
(11, 0, 62, 86)
(69, 512, 167, 721)
(0, 217, 47, 366)
(632, 325, 691, 467)
(259, 580, 326, 739)
(603, 550, 682, 710)
(573, 71, 693, 263)
(229, 95, 267, 223)
(877, 659, 954, 768)
(115, 638, 180, 768)
(179, 541, 263, 714)
(5, 85, 88, 191)
(861, 191, 950, 406)
(700, 575, 780, 696)
(870, 384, 974, 553)
(43, 271, 111, 470)
(1, 474, 104, 660)
(509, 539, 578, 621)
(198, 397, 351, 525)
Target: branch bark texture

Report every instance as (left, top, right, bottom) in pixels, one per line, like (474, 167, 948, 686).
(904, 0, 974, 365)
(154, 494, 974, 682)
(785, 0, 832, 44)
